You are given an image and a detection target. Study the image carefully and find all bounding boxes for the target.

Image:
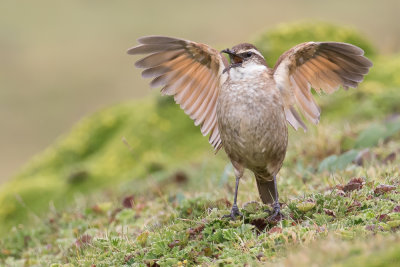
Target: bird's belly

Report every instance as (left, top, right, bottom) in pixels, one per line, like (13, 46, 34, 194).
(217, 83, 288, 174)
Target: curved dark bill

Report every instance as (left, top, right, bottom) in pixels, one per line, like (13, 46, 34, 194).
(221, 49, 239, 57)
(221, 49, 244, 64)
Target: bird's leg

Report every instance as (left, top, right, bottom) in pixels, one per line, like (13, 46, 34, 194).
(223, 176, 243, 220)
(267, 175, 283, 222)
(232, 176, 242, 217)
(223, 162, 244, 220)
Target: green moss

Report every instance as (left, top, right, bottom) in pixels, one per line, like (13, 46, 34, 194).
(1, 168, 398, 266)
(342, 245, 400, 267)
(0, 98, 211, 235)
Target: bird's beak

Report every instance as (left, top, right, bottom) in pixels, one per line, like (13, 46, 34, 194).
(221, 49, 243, 64)
(221, 49, 237, 57)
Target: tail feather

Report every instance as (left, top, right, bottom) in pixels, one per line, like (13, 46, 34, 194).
(255, 175, 277, 204)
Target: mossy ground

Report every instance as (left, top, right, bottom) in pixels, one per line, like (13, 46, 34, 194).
(1, 22, 400, 266)
(2, 124, 399, 266)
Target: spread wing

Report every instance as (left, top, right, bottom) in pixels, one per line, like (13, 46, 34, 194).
(273, 42, 373, 130)
(127, 36, 228, 150)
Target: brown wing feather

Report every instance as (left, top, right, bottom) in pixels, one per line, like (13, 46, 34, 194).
(127, 36, 226, 150)
(273, 42, 372, 130)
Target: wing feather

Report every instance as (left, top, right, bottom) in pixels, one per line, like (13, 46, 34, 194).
(128, 36, 226, 150)
(127, 43, 182, 55)
(273, 42, 372, 130)
(181, 67, 210, 110)
(134, 49, 184, 68)
(186, 73, 215, 116)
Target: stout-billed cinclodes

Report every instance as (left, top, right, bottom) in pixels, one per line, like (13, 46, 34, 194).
(127, 36, 372, 220)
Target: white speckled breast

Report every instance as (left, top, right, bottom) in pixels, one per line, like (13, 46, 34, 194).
(217, 63, 288, 178)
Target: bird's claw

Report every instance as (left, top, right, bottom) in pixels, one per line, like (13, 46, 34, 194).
(266, 202, 283, 223)
(222, 204, 243, 220)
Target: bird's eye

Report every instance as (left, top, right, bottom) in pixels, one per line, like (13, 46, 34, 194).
(246, 52, 252, 58)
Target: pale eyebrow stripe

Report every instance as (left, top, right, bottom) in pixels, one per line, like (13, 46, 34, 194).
(240, 48, 264, 58)
(246, 48, 264, 58)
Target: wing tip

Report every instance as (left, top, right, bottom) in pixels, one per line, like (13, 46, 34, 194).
(318, 41, 366, 56)
(134, 60, 146, 68)
(137, 35, 182, 45)
(126, 45, 140, 55)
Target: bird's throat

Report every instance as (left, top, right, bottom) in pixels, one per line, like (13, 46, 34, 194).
(223, 62, 243, 73)
(228, 63, 267, 82)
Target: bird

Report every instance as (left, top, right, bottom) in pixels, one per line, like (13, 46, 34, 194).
(127, 36, 372, 220)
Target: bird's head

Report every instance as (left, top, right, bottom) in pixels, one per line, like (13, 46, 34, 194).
(221, 43, 267, 67)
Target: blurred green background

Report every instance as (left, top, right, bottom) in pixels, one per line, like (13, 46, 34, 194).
(1, 0, 400, 183)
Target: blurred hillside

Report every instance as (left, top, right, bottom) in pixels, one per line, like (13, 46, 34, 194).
(1, 0, 400, 182)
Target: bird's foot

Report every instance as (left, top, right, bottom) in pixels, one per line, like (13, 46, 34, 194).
(266, 202, 283, 224)
(223, 204, 243, 220)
